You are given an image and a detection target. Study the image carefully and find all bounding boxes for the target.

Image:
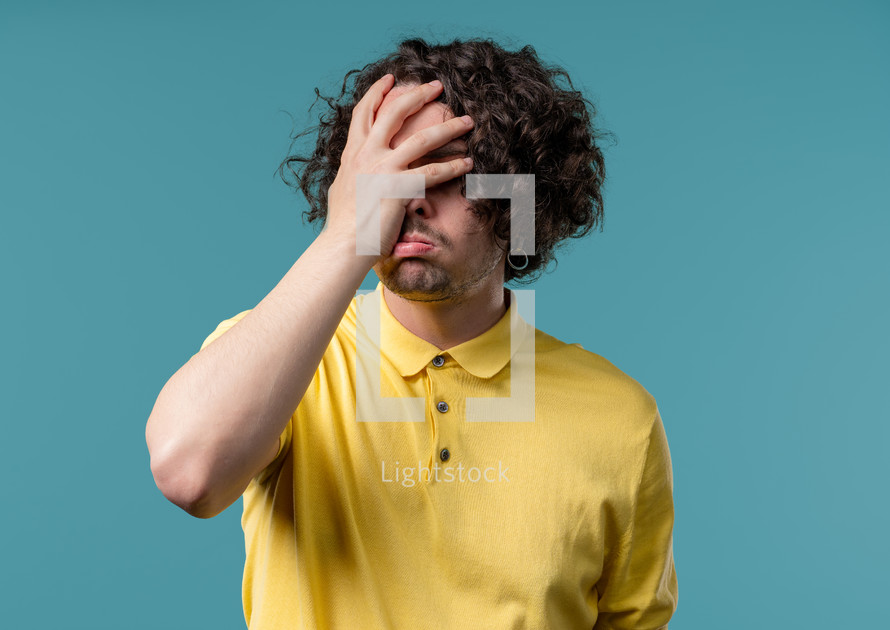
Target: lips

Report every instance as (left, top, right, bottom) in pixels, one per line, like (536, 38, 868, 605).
(392, 233, 436, 257)
(397, 233, 435, 246)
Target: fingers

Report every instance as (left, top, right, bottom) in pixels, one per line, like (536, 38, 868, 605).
(367, 80, 444, 147)
(346, 74, 395, 148)
(390, 114, 474, 167)
(408, 156, 475, 190)
(341, 76, 474, 194)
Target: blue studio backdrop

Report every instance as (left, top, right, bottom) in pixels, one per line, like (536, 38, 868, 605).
(1, 1, 887, 628)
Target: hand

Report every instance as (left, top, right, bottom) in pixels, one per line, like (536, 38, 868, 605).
(324, 75, 475, 263)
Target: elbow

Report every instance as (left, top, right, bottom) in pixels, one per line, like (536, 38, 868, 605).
(148, 437, 216, 519)
(146, 397, 217, 518)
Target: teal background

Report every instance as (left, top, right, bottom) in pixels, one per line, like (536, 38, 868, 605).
(1, 0, 887, 627)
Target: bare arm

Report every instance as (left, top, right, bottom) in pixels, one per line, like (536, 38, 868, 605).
(146, 232, 374, 518)
(145, 75, 474, 518)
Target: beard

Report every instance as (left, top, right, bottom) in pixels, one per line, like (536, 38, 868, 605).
(376, 248, 503, 304)
(377, 258, 453, 302)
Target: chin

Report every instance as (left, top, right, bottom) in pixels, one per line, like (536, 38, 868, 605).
(378, 264, 454, 302)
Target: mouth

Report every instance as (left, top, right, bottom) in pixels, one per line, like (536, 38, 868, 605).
(396, 233, 435, 246)
(392, 234, 437, 257)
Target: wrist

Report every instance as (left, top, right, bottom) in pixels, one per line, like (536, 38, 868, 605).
(315, 226, 379, 274)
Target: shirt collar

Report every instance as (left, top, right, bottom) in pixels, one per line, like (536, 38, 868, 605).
(373, 281, 533, 379)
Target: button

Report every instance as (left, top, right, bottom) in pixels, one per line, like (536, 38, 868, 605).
(439, 448, 450, 462)
(436, 401, 449, 413)
(432, 355, 445, 367)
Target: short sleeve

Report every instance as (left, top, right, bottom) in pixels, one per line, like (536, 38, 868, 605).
(253, 415, 292, 486)
(594, 408, 679, 629)
(198, 309, 292, 486)
(199, 309, 253, 352)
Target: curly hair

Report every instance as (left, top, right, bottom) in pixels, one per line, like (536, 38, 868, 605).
(277, 37, 614, 283)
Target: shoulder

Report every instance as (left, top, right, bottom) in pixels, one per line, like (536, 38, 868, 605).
(532, 327, 658, 428)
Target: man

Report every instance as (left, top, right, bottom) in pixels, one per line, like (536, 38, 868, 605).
(146, 37, 678, 629)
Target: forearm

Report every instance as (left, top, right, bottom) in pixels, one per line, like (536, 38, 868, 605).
(146, 229, 373, 516)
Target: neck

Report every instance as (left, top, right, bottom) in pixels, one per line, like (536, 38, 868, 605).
(382, 281, 510, 350)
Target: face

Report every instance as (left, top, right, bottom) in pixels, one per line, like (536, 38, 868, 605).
(372, 83, 506, 303)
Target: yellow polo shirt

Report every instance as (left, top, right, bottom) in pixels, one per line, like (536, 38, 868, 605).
(199, 282, 678, 629)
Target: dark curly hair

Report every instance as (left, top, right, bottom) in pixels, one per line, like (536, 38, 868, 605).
(278, 37, 614, 283)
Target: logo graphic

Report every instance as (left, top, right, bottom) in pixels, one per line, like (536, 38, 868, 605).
(353, 173, 536, 423)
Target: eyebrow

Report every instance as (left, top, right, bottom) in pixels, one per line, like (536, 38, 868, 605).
(422, 140, 469, 160)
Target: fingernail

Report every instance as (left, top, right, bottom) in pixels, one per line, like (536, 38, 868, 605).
(461, 115, 473, 125)
(463, 157, 473, 166)
(429, 80, 442, 88)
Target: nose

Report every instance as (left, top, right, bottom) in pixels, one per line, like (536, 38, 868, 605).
(405, 197, 428, 216)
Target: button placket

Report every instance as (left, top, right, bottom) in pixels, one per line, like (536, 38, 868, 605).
(427, 368, 459, 479)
